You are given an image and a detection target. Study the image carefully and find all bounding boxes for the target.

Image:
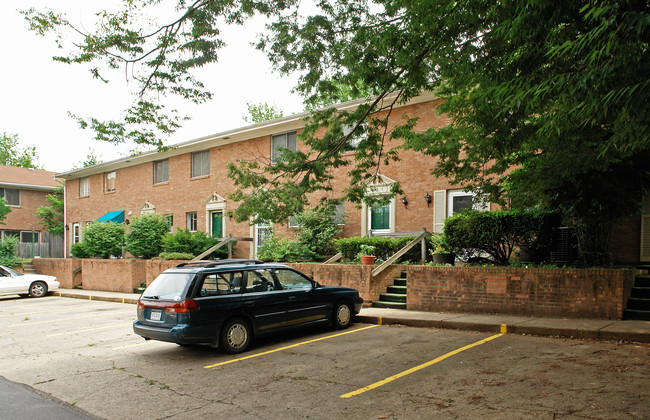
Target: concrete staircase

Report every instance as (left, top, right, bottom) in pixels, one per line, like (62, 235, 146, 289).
(373, 271, 407, 310)
(624, 273, 650, 321)
(22, 261, 37, 274)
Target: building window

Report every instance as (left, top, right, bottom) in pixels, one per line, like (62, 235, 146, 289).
(163, 214, 173, 233)
(72, 223, 81, 244)
(333, 203, 345, 225)
(2, 230, 19, 239)
(79, 177, 90, 197)
(187, 212, 197, 232)
(21, 231, 40, 243)
(343, 123, 366, 152)
(271, 131, 297, 164)
(0, 188, 20, 206)
(192, 150, 210, 178)
(153, 159, 169, 184)
(104, 171, 116, 193)
(370, 204, 390, 232)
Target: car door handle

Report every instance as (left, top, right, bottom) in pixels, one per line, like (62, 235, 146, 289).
(289, 296, 296, 302)
(245, 301, 255, 307)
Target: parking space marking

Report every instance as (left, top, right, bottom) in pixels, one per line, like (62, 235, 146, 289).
(47, 322, 134, 337)
(340, 332, 505, 399)
(9, 310, 133, 327)
(0, 303, 119, 318)
(113, 342, 150, 350)
(204, 325, 379, 369)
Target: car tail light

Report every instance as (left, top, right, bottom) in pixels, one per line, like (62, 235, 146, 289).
(137, 301, 146, 311)
(165, 299, 199, 314)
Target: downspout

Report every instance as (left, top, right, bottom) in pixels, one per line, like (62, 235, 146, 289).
(62, 181, 67, 258)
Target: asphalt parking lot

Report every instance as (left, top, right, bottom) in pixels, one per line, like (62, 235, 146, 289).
(1, 295, 648, 419)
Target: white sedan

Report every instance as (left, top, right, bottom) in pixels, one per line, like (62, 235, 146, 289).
(0, 265, 59, 298)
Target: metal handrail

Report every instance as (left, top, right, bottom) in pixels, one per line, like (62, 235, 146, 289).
(192, 234, 253, 261)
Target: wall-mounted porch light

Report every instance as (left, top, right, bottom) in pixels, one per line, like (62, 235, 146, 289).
(424, 192, 432, 207)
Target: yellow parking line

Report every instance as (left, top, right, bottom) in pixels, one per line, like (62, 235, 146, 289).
(340, 333, 505, 399)
(205, 325, 379, 369)
(48, 323, 133, 337)
(10, 311, 133, 327)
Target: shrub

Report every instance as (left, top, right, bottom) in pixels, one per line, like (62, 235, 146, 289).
(70, 242, 90, 258)
(82, 222, 125, 259)
(162, 229, 230, 258)
(0, 236, 21, 268)
(336, 236, 430, 263)
(257, 231, 317, 262)
(125, 215, 170, 259)
(444, 209, 559, 265)
(159, 252, 194, 260)
(293, 205, 343, 259)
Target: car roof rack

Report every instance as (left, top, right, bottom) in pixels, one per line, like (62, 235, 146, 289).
(175, 259, 264, 268)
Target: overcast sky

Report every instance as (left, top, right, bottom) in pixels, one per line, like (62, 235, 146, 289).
(0, 1, 306, 173)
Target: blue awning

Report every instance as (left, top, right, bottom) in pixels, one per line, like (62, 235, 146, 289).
(97, 210, 125, 223)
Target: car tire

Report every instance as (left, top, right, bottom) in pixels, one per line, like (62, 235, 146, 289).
(220, 318, 251, 354)
(332, 301, 353, 329)
(29, 281, 48, 298)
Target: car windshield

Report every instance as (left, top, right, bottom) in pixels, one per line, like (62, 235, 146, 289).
(1, 266, 23, 276)
(143, 273, 194, 300)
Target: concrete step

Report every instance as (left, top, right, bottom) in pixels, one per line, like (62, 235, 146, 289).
(629, 287, 650, 299)
(387, 285, 407, 294)
(379, 292, 406, 303)
(623, 309, 650, 321)
(393, 278, 406, 287)
(372, 301, 407, 310)
(626, 298, 650, 311)
(634, 275, 650, 288)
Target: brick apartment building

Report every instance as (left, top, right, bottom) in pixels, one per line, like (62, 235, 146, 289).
(55, 93, 648, 264)
(0, 165, 59, 243)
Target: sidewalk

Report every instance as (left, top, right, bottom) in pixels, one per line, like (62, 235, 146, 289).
(54, 288, 650, 343)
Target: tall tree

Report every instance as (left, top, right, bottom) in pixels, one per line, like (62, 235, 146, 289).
(243, 102, 283, 124)
(37, 186, 64, 235)
(25, 1, 650, 264)
(0, 133, 39, 169)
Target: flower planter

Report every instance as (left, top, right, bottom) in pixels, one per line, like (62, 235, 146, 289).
(360, 255, 376, 265)
(432, 253, 455, 265)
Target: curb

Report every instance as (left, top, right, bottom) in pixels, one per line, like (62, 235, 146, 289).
(56, 292, 139, 305)
(356, 315, 650, 343)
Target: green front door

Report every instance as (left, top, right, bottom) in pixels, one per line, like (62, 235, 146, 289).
(370, 204, 390, 231)
(211, 211, 223, 238)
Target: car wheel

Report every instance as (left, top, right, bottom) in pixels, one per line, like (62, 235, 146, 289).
(220, 318, 251, 354)
(333, 301, 353, 329)
(29, 281, 48, 298)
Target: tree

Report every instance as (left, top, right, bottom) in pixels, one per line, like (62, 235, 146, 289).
(125, 215, 170, 259)
(0, 198, 11, 226)
(243, 102, 283, 124)
(0, 133, 39, 169)
(26, 1, 650, 264)
(37, 186, 64, 235)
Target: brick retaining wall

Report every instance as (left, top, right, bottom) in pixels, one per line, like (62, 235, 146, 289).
(32, 259, 636, 319)
(406, 266, 636, 319)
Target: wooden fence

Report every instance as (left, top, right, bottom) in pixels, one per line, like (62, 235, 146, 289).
(16, 233, 64, 258)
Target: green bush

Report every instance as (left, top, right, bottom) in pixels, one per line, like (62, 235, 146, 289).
(336, 236, 430, 263)
(293, 205, 343, 259)
(125, 215, 170, 259)
(444, 209, 558, 265)
(162, 229, 230, 258)
(257, 231, 318, 262)
(82, 222, 125, 259)
(0, 236, 21, 268)
(159, 252, 194, 260)
(70, 242, 90, 258)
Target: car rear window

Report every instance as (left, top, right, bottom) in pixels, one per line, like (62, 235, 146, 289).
(143, 273, 195, 300)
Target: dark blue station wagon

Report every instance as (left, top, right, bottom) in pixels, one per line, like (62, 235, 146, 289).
(133, 260, 364, 353)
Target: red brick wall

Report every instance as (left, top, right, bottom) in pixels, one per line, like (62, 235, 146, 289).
(3, 189, 50, 233)
(406, 266, 637, 319)
(32, 258, 78, 289)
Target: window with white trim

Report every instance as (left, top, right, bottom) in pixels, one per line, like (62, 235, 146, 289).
(187, 212, 197, 232)
(163, 214, 174, 233)
(72, 223, 81, 244)
(0, 188, 20, 206)
(104, 171, 116, 193)
(271, 131, 297, 164)
(343, 123, 367, 152)
(154, 159, 169, 184)
(433, 189, 490, 233)
(192, 150, 210, 178)
(79, 177, 90, 197)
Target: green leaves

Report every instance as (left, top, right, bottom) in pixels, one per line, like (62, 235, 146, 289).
(37, 186, 64, 235)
